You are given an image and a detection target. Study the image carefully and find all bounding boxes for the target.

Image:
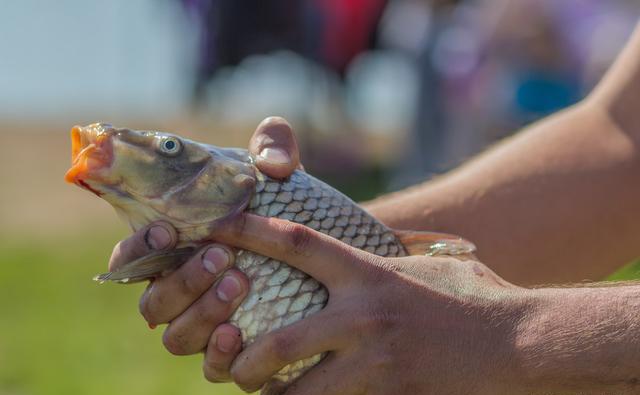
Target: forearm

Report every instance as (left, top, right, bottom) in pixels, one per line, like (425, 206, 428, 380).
(367, 24, 640, 285)
(367, 101, 640, 285)
(513, 285, 640, 394)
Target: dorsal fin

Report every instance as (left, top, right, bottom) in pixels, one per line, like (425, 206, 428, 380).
(394, 230, 477, 258)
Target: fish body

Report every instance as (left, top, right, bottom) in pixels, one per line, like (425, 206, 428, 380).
(232, 169, 407, 387)
(65, 123, 474, 393)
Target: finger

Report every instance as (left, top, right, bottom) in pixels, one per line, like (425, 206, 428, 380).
(212, 214, 369, 287)
(203, 324, 243, 383)
(249, 116, 301, 179)
(161, 269, 248, 355)
(109, 221, 177, 272)
(282, 354, 363, 395)
(139, 244, 235, 326)
(230, 308, 352, 393)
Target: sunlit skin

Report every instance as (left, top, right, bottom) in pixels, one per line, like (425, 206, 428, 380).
(109, 24, 640, 394)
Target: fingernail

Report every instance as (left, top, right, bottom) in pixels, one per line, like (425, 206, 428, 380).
(216, 333, 236, 353)
(146, 226, 171, 250)
(259, 147, 290, 165)
(217, 275, 242, 302)
(202, 247, 229, 275)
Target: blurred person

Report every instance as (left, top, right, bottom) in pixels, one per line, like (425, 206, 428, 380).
(109, 21, 640, 395)
(394, 0, 639, 187)
(181, 0, 303, 106)
(181, 0, 387, 107)
(489, 0, 582, 125)
(385, 0, 458, 188)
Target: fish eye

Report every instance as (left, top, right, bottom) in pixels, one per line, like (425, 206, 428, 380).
(158, 136, 182, 156)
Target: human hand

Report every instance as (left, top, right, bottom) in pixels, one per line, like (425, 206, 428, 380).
(249, 116, 303, 178)
(203, 214, 529, 395)
(107, 116, 303, 380)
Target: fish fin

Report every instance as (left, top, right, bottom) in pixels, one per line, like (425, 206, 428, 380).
(394, 230, 477, 258)
(93, 247, 196, 284)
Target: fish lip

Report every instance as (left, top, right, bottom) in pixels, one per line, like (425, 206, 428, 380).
(64, 124, 114, 190)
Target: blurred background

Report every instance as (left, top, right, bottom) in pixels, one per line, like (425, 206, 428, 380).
(1, 1, 639, 394)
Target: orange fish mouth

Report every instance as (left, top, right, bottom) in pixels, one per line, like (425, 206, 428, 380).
(64, 124, 114, 194)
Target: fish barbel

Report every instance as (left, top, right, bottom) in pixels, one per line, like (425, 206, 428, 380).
(64, 123, 475, 394)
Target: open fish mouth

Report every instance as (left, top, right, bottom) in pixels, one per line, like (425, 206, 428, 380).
(64, 123, 114, 195)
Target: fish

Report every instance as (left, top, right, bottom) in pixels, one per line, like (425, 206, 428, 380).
(64, 123, 476, 394)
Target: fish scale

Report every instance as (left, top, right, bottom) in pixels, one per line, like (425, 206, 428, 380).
(229, 169, 407, 387)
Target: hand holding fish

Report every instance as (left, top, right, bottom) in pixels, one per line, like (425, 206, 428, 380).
(193, 214, 640, 395)
(88, 116, 482, 395)
(200, 213, 527, 395)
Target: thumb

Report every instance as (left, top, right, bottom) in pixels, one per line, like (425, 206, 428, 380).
(249, 116, 302, 179)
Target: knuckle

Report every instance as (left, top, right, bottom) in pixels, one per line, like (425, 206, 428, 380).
(379, 257, 402, 274)
(286, 223, 313, 256)
(228, 215, 248, 240)
(265, 332, 297, 364)
(193, 300, 216, 323)
(352, 307, 398, 335)
(179, 274, 202, 297)
(192, 293, 232, 326)
(363, 256, 400, 285)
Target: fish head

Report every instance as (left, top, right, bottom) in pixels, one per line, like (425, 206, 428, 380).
(65, 123, 256, 233)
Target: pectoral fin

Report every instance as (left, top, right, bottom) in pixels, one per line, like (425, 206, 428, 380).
(394, 230, 477, 258)
(94, 247, 195, 284)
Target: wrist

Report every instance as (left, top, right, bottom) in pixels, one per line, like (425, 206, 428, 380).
(511, 287, 595, 394)
(509, 287, 558, 394)
(511, 286, 640, 395)
(479, 287, 543, 395)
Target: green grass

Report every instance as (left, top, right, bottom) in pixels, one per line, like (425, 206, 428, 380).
(607, 260, 640, 281)
(2, 229, 639, 395)
(0, 231, 247, 395)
